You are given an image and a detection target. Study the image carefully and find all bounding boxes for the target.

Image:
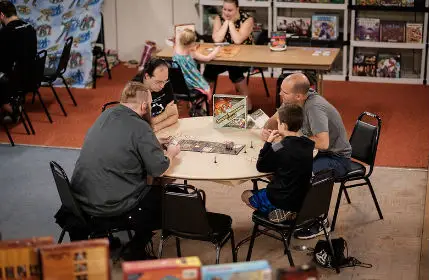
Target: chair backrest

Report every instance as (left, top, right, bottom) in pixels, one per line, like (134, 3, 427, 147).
(349, 112, 382, 170)
(169, 62, 191, 98)
(296, 169, 336, 225)
(34, 50, 48, 89)
(101, 101, 120, 112)
(253, 30, 269, 45)
(162, 184, 212, 237)
(56, 36, 73, 75)
(49, 161, 87, 225)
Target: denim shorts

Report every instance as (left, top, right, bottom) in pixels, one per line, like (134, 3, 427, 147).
(249, 188, 276, 214)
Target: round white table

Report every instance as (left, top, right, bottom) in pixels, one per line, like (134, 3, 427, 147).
(156, 117, 271, 186)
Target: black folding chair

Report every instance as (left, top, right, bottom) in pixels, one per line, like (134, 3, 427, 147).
(50, 161, 133, 245)
(236, 169, 340, 273)
(43, 36, 77, 117)
(31, 50, 53, 123)
(331, 112, 383, 231)
(101, 101, 119, 112)
(169, 63, 209, 117)
(93, 12, 112, 89)
(158, 184, 236, 264)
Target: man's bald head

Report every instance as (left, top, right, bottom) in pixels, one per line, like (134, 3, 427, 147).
(283, 73, 310, 95)
(279, 73, 311, 106)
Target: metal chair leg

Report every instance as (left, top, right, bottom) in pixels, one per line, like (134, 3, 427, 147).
(175, 237, 182, 257)
(331, 182, 344, 231)
(213, 77, 218, 95)
(49, 83, 67, 116)
(281, 233, 294, 267)
(58, 229, 66, 243)
(3, 123, 14, 146)
(93, 55, 97, 89)
(259, 68, 270, 97)
(20, 111, 31, 135)
(322, 222, 340, 274)
(31, 92, 36, 104)
(366, 178, 383, 220)
(215, 245, 221, 264)
(36, 90, 53, 123)
(60, 75, 77, 106)
(104, 52, 112, 79)
(22, 109, 35, 135)
(246, 70, 251, 85)
(230, 229, 237, 262)
(246, 225, 258, 261)
(343, 188, 351, 204)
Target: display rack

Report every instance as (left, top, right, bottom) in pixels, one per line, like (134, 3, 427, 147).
(273, 0, 349, 81)
(348, 0, 428, 84)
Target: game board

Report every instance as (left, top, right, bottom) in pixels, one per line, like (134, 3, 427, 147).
(200, 45, 241, 58)
(178, 139, 245, 155)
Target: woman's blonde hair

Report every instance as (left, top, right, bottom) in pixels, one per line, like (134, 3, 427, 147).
(179, 29, 197, 47)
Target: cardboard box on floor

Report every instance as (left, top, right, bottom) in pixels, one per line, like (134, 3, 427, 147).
(0, 236, 54, 279)
(122, 256, 201, 280)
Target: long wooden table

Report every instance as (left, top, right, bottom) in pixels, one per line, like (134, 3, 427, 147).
(156, 43, 340, 102)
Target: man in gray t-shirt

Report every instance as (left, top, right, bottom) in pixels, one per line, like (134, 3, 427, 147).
(263, 73, 351, 240)
(61, 82, 180, 260)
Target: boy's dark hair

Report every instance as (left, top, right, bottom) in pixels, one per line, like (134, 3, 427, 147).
(0, 1, 17, 17)
(277, 103, 304, 132)
(132, 58, 169, 82)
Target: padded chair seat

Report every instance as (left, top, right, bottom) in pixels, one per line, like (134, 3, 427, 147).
(252, 211, 294, 230)
(207, 212, 232, 242)
(336, 161, 366, 182)
(43, 67, 57, 80)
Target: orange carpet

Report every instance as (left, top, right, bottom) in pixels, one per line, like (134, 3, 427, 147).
(1, 64, 428, 168)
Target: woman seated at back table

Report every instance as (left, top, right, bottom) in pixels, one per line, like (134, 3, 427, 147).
(203, 0, 254, 111)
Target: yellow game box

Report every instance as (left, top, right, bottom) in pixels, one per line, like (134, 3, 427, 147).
(122, 256, 201, 280)
(0, 236, 54, 280)
(39, 238, 110, 280)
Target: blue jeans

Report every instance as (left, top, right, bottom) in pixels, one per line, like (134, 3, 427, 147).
(313, 153, 351, 178)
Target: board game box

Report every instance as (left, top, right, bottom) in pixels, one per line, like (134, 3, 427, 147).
(406, 23, 423, 43)
(311, 14, 339, 40)
(355, 18, 380, 41)
(122, 256, 201, 280)
(380, 21, 406, 42)
(39, 239, 110, 280)
(352, 53, 377, 76)
(376, 53, 401, 78)
(276, 17, 311, 37)
(270, 31, 287, 49)
(277, 264, 319, 279)
(201, 260, 272, 280)
(213, 94, 247, 129)
(0, 236, 54, 280)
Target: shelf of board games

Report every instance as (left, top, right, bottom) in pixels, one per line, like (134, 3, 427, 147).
(273, 2, 349, 80)
(199, 0, 272, 7)
(349, 0, 428, 84)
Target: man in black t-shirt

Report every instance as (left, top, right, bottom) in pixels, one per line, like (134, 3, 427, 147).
(0, 1, 37, 116)
(241, 103, 315, 223)
(132, 58, 179, 132)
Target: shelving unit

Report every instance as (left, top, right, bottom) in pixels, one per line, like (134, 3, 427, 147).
(348, 0, 428, 84)
(273, 0, 348, 81)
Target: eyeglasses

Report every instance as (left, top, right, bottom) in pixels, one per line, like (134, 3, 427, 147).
(153, 79, 169, 86)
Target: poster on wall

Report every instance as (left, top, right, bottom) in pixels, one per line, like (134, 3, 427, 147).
(9, 0, 104, 88)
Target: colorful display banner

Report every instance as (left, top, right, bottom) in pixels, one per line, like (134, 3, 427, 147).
(9, 0, 104, 88)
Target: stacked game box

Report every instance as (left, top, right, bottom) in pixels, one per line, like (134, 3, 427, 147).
(39, 239, 110, 280)
(352, 53, 377, 76)
(276, 17, 311, 37)
(270, 31, 287, 49)
(122, 256, 201, 280)
(376, 53, 401, 78)
(0, 236, 54, 280)
(380, 21, 406, 42)
(277, 264, 319, 279)
(201, 260, 271, 280)
(406, 23, 423, 43)
(213, 94, 247, 129)
(355, 18, 380, 41)
(311, 14, 339, 40)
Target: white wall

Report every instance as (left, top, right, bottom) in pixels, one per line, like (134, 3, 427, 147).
(103, 0, 201, 62)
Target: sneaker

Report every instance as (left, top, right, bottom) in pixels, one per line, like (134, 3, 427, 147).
(294, 218, 330, 240)
(268, 209, 297, 223)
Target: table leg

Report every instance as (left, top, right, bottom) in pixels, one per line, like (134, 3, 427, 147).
(317, 71, 324, 96)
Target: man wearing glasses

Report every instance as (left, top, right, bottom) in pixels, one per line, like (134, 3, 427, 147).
(133, 58, 179, 132)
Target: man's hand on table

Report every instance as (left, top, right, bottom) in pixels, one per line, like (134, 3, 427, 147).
(166, 142, 181, 159)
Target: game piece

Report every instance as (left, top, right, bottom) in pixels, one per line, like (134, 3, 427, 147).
(214, 156, 217, 163)
(250, 141, 254, 149)
(224, 141, 234, 150)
